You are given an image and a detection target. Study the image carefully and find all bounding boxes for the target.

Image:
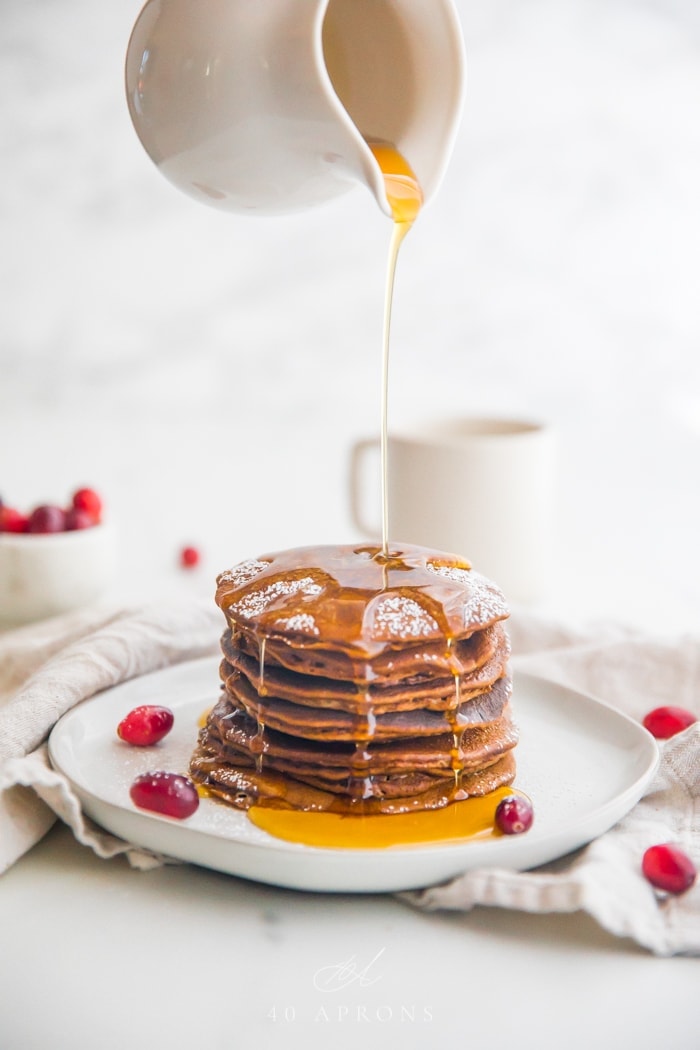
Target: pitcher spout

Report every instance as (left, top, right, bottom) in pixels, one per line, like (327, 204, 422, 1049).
(319, 0, 466, 215)
(125, 0, 465, 216)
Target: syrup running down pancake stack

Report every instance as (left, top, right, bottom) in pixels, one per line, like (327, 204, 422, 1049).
(190, 544, 516, 815)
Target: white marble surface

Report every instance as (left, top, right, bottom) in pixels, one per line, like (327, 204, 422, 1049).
(2, 1, 700, 1046)
(1, 823, 699, 1050)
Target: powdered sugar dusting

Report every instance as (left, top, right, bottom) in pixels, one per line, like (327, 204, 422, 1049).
(369, 595, 439, 641)
(232, 577, 323, 621)
(219, 560, 270, 589)
(275, 613, 320, 636)
(427, 563, 472, 586)
(462, 571, 509, 627)
(426, 561, 509, 627)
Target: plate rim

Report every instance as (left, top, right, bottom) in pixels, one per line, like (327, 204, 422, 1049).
(47, 657, 659, 890)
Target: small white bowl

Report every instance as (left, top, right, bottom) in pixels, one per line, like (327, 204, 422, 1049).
(0, 524, 117, 627)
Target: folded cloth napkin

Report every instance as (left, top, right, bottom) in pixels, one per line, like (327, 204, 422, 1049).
(0, 602, 220, 872)
(0, 605, 698, 956)
(404, 615, 700, 957)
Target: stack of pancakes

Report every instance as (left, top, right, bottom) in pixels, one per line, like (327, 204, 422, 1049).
(190, 544, 516, 815)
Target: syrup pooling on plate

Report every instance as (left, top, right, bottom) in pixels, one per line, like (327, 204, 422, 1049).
(367, 141, 423, 557)
(248, 786, 522, 849)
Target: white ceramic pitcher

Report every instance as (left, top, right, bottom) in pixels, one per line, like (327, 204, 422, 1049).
(125, 0, 465, 216)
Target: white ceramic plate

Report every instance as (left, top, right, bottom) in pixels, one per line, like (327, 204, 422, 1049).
(48, 657, 658, 893)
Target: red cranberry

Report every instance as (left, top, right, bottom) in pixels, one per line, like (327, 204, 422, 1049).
(642, 843, 697, 895)
(71, 487, 102, 524)
(495, 794, 534, 835)
(180, 545, 201, 569)
(129, 771, 199, 819)
(117, 705, 174, 746)
(0, 506, 29, 533)
(65, 507, 95, 531)
(642, 706, 697, 740)
(27, 505, 66, 533)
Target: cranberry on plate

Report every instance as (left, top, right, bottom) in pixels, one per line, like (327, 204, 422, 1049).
(129, 771, 200, 820)
(117, 705, 174, 747)
(495, 794, 534, 835)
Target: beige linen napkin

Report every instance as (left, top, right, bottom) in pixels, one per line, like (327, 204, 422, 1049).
(0, 602, 220, 872)
(405, 615, 700, 957)
(0, 605, 698, 956)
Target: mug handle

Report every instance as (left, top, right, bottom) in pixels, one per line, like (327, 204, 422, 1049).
(349, 437, 380, 537)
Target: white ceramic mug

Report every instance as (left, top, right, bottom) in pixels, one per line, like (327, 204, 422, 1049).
(350, 419, 555, 605)
(125, 0, 465, 215)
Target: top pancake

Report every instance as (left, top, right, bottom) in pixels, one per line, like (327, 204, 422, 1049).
(216, 544, 509, 658)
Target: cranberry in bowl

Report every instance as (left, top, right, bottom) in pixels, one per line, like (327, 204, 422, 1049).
(0, 489, 117, 626)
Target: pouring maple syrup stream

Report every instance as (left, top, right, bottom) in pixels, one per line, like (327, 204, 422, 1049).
(368, 142, 424, 558)
(244, 145, 527, 849)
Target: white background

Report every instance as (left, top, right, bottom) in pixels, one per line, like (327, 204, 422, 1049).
(2, 0, 700, 628)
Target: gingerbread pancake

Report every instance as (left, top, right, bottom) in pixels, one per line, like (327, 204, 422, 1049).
(190, 543, 515, 815)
